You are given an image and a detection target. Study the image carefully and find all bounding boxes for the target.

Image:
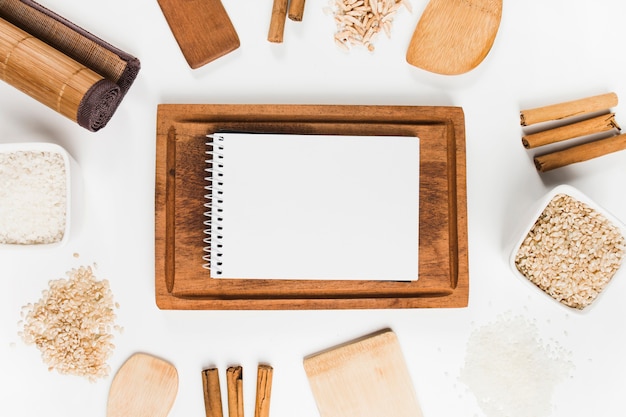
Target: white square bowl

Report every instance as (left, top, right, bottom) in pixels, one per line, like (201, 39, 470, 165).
(509, 184, 626, 313)
(0, 142, 81, 249)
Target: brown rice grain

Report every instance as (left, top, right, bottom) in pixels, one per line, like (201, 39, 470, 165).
(18, 265, 120, 381)
(514, 193, 625, 309)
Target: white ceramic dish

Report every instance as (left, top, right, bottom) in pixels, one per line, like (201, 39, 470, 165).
(509, 184, 626, 313)
(0, 142, 81, 249)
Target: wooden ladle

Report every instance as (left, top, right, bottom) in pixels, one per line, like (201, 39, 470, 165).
(107, 353, 179, 417)
(406, 0, 503, 75)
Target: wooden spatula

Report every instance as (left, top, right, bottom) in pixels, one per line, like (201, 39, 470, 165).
(406, 0, 502, 75)
(304, 329, 424, 417)
(107, 353, 179, 417)
(157, 0, 240, 69)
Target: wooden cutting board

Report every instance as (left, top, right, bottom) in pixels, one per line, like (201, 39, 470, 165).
(156, 0, 240, 69)
(154, 104, 469, 310)
(303, 329, 424, 417)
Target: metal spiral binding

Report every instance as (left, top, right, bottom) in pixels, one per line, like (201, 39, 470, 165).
(203, 134, 225, 275)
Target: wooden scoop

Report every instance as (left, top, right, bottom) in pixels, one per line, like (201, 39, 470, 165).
(107, 353, 179, 417)
(157, 0, 240, 69)
(406, 0, 502, 75)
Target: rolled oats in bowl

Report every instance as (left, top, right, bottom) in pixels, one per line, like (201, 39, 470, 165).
(511, 185, 625, 311)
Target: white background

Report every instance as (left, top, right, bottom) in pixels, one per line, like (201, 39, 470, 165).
(2, 0, 626, 416)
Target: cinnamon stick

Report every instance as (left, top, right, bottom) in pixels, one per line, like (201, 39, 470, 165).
(520, 92, 618, 126)
(268, 0, 289, 43)
(288, 0, 306, 21)
(226, 366, 244, 417)
(254, 365, 273, 417)
(202, 368, 224, 417)
(534, 133, 626, 172)
(522, 113, 620, 149)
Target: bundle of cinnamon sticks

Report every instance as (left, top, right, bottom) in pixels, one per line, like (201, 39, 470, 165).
(268, 0, 306, 42)
(520, 92, 624, 172)
(202, 364, 273, 417)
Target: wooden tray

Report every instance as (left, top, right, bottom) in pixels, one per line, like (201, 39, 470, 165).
(155, 104, 468, 309)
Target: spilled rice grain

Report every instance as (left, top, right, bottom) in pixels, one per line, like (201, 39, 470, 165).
(18, 265, 120, 381)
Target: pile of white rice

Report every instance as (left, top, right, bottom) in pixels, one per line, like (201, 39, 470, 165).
(459, 314, 573, 417)
(0, 149, 67, 244)
(19, 265, 120, 381)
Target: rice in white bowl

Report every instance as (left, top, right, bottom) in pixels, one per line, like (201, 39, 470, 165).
(514, 192, 625, 310)
(0, 148, 67, 244)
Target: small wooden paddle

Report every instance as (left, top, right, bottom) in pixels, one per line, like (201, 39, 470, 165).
(157, 0, 240, 69)
(107, 353, 179, 417)
(406, 0, 502, 75)
(304, 329, 423, 417)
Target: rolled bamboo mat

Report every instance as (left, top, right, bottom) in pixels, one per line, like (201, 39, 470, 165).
(0, 0, 140, 131)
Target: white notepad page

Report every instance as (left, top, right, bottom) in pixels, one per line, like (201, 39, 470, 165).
(206, 133, 419, 281)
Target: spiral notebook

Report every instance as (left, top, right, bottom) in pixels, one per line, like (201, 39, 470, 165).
(204, 133, 420, 281)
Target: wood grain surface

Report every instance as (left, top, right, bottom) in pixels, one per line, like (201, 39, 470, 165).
(406, 0, 502, 75)
(156, 0, 239, 68)
(107, 353, 178, 417)
(154, 104, 468, 309)
(0, 18, 106, 123)
(303, 329, 424, 417)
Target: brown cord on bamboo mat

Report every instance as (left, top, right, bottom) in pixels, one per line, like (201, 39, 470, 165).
(0, 18, 121, 128)
(0, 0, 140, 131)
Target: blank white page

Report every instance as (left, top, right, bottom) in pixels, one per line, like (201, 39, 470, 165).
(207, 133, 419, 281)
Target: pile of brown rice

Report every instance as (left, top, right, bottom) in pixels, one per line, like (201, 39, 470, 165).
(18, 265, 120, 381)
(514, 193, 625, 310)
